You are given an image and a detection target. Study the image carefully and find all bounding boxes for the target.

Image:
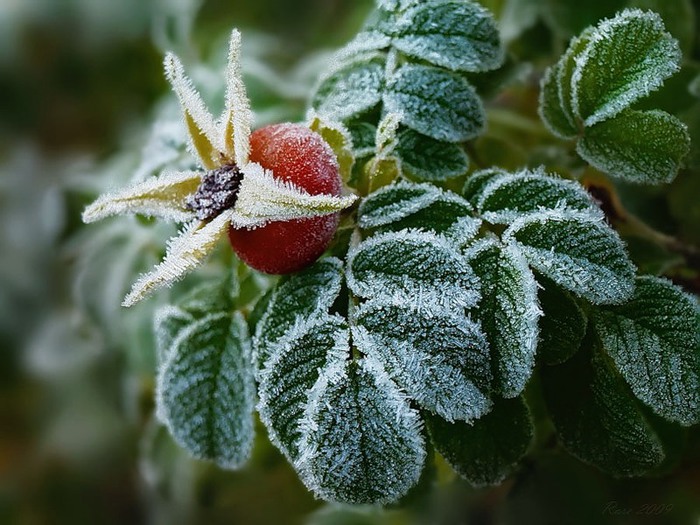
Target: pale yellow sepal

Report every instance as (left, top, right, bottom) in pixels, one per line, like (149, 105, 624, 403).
(122, 209, 234, 306)
(82, 171, 201, 224)
(231, 162, 357, 229)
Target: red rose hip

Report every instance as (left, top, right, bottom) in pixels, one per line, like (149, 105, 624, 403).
(228, 123, 342, 274)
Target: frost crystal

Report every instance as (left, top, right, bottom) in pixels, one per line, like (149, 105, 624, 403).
(593, 276, 700, 426)
(156, 311, 255, 469)
(347, 229, 480, 310)
(466, 239, 540, 398)
(296, 357, 426, 505)
(354, 299, 492, 422)
(503, 209, 635, 305)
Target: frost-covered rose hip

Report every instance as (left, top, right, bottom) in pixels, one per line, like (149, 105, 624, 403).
(228, 123, 342, 274)
(82, 30, 354, 306)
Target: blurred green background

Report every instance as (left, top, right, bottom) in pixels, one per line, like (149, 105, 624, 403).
(1, 1, 699, 524)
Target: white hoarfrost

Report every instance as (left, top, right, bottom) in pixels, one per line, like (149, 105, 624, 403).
(155, 311, 255, 469)
(503, 209, 635, 305)
(347, 228, 481, 310)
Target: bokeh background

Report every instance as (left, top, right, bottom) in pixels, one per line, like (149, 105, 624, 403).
(1, 1, 699, 524)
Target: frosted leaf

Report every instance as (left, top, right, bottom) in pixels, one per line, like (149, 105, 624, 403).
(254, 257, 344, 364)
(466, 240, 540, 397)
(311, 53, 385, 122)
(425, 396, 533, 486)
(164, 53, 224, 169)
(174, 273, 240, 317)
(373, 112, 402, 158)
(82, 170, 201, 224)
(231, 162, 356, 229)
(340, 31, 393, 57)
(577, 109, 690, 184)
(462, 167, 509, 203)
(307, 112, 355, 183)
(571, 9, 682, 126)
(628, 0, 696, 55)
(123, 210, 234, 307)
(296, 357, 426, 505)
(384, 64, 485, 142)
(154, 305, 193, 364)
(554, 28, 594, 131)
(347, 229, 480, 310)
(503, 210, 635, 305)
(358, 181, 475, 236)
(537, 276, 587, 366)
(396, 128, 469, 181)
(258, 315, 349, 461)
(346, 121, 377, 159)
(538, 63, 579, 139)
(593, 276, 700, 426)
(221, 29, 252, 166)
(542, 346, 665, 477)
(354, 300, 492, 422)
(476, 167, 603, 223)
(156, 311, 255, 469)
(388, 0, 504, 73)
(377, 0, 421, 11)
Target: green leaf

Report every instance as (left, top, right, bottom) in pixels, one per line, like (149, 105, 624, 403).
(377, 0, 420, 12)
(258, 315, 349, 461)
(538, 63, 579, 139)
(541, 344, 665, 477)
(156, 311, 255, 469)
(538, 29, 593, 138)
(388, 0, 503, 73)
(311, 53, 385, 122)
(571, 9, 682, 127)
(475, 168, 602, 223)
(466, 240, 540, 397)
(346, 121, 377, 158)
(384, 64, 485, 142)
(577, 109, 690, 184)
(358, 182, 477, 236)
(462, 168, 508, 203)
(354, 300, 491, 422)
(426, 396, 533, 486)
(592, 276, 700, 426)
(537, 277, 587, 365)
(154, 305, 194, 364)
(559, 29, 594, 122)
(347, 229, 480, 309)
(503, 210, 635, 304)
(254, 258, 343, 365)
(396, 128, 469, 181)
(298, 358, 426, 505)
(627, 0, 696, 55)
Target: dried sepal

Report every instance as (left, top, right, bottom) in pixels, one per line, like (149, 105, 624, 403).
(82, 170, 201, 224)
(222, 29, 253, 166)
(231, 162, 357, 229)
(122, 209, 234, 306)
(164, 53, 224, 168)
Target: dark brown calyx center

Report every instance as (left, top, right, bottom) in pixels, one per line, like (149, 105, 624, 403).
(185, 164, 243, 221)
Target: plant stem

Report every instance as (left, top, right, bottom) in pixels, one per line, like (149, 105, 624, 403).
(617, 213, 700, 269)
